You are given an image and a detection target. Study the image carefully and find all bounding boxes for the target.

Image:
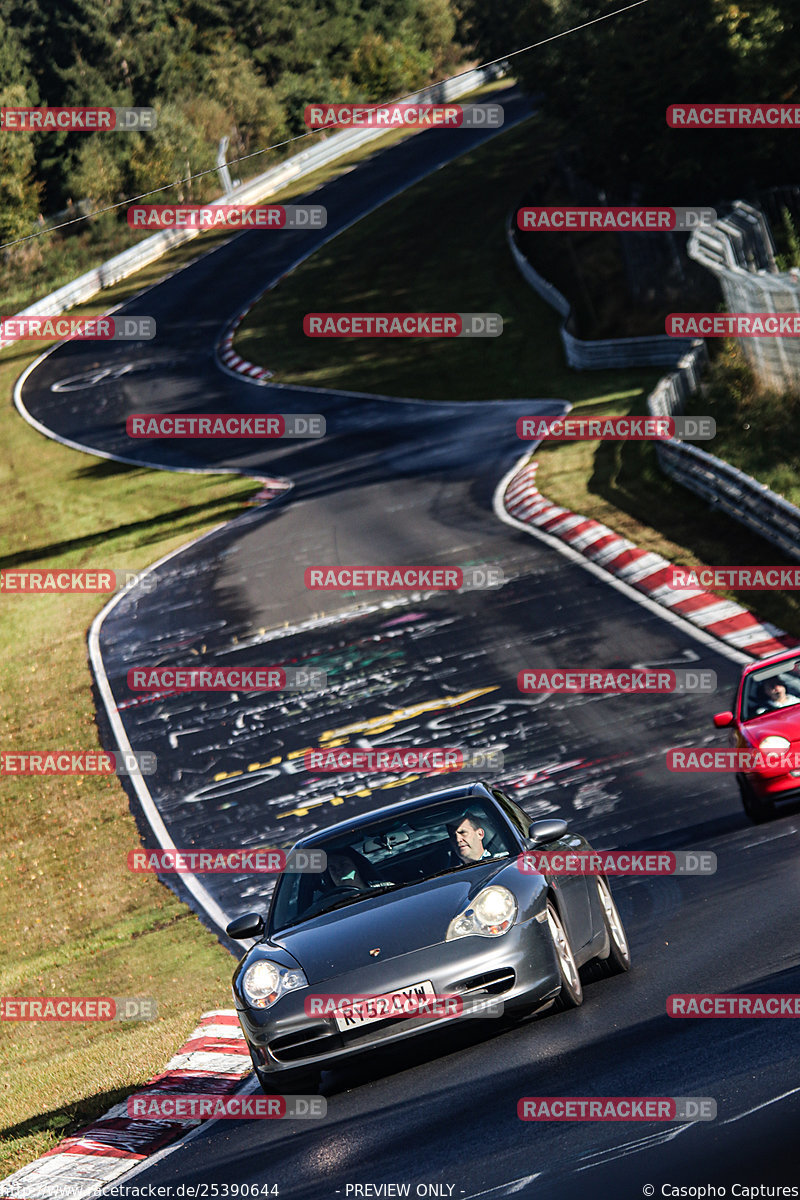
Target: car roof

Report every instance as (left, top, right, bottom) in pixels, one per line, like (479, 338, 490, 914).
(292, 781, 498, 847)
(740, 647, 800, 678)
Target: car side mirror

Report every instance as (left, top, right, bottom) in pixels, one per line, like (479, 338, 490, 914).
(713, 711, 734, 729)
(528, 818, 568, 845)
(226, 912, 265, 940)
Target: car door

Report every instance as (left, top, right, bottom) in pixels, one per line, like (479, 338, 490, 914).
(492, 788, 594, 951)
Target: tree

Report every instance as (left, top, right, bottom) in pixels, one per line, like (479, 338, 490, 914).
(466, 0, 800, 199)
(126, 96, 229, 203)
(349, 29, 433, 96)
(0, 19, 40, 244)
(201, 42, 289, 162)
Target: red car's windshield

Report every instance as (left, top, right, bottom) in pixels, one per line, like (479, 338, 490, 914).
(741, 658, 800, 722)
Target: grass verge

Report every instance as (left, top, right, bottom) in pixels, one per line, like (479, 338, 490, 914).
(691, 341, 800, 508)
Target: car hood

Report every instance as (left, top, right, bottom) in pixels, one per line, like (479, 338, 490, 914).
(743, 707, 800, 743)
(267, 860, 509, 985)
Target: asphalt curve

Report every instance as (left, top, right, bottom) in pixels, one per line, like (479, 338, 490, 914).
(17, 88, 800, 1197)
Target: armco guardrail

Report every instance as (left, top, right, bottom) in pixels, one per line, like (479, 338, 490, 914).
(646, 339, 708, 420)
(647, 339, 800, 562)
(0, 67, 499, 350)
(506, 213, 694, 369)
(688, 200, 800, 393)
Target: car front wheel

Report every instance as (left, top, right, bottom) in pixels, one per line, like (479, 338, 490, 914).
(592, 876, 631, 976)
(738, 774, 775, 824)
(547, 900, 583, 1011)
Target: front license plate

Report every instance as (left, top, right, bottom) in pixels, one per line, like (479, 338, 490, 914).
(334, 980, 437, 1031)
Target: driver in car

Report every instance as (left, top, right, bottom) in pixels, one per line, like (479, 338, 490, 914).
(448, 813, 493, 864)
(779, 661, 800, 698)
(756, 677, 800, 713)
(301, 849, 389, 919)
(326, 851, 367, 889)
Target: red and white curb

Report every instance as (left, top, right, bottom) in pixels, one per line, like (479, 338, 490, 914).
(0, 1010, 251, 1200)
(217, 301, 274, 381)
(504, 461, 797, 659)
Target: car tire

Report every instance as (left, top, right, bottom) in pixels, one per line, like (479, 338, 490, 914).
(738, 774, 775, 824)
(589, 876, 631, 978)
(546, 900, 583, 1011)
(254, 1064, 321, 1096)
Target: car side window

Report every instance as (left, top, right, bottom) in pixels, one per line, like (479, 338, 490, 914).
(491, 788, 531, 838)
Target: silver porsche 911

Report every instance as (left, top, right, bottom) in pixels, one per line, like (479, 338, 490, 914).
(227, 780, 631, 1093)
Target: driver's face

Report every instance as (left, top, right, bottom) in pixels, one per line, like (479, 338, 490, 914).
(327, 854, 354, 885)
(452, 819, 485, 863)
(765, 680, 787, 700)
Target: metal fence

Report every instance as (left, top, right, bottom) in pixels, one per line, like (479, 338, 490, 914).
(688, 200, 800, 392)
(1, 66, 500, 350)
(506, 214, 694, 369)
(647, 340, 800, 561)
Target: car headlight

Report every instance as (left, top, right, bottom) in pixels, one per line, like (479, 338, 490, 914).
(758, 736, 791, 750)
(446, 885, 518, 941)
(241, 960, 308, 1009)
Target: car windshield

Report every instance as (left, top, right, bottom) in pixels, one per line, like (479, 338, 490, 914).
(741, 657, 800, 722)
(269, 797, 517, 931)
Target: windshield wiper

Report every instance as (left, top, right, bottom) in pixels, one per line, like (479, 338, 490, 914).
(425, 857, 505, 881)
(285, 882, 397, 926)
(424, 864, 469, 880)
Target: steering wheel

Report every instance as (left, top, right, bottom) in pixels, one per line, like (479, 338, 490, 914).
(301, 884, 363, 919)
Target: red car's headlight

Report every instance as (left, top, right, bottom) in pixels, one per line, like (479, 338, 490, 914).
(758, 736, 791, 751)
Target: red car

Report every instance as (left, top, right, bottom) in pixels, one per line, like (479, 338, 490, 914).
(714, 647, 800, 822)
